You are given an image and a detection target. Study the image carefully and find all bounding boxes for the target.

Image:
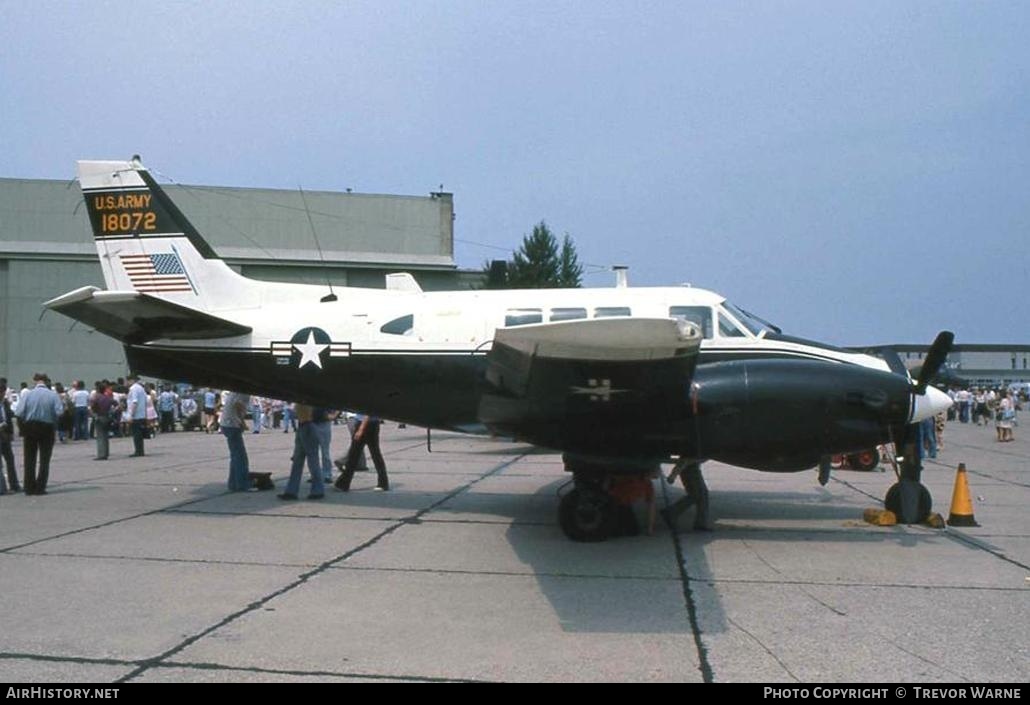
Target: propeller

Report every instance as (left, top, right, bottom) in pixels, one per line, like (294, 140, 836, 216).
(914, 331, 954, 394)
(890, 330, 954, 463)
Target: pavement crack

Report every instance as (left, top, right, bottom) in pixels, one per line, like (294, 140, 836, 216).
(884, 638, 970, 682)
(726, 616, 801, 682)
(330, 563, 680, 582)
(741, 539, 847, 617)
(942, 530, 1030, 573)
(659, 482, 715, 684)
(0, 493, 222, 554)
(0, 652, 138, 667)
(158, 659, 492, 682)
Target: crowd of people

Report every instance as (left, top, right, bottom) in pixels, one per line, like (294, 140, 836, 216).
(0, 374, 388, 498)
(945, 386, 1023, 443)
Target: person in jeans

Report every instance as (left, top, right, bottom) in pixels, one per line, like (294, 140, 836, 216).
(219, 391, 251, 491)
(90, 381, 114, 460)
(18, 373, 64, 495)
(278, 404, 323, 500)
(0, 378, 19, 493)
(334, 414, 389, 492)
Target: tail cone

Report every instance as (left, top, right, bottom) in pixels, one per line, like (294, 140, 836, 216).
(947, 463, 979, 527)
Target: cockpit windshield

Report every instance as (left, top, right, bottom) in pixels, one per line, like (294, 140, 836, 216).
(721, 301, 772, 337)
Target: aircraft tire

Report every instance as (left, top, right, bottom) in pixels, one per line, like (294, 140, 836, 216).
(559, 487, 613, 542)
(849, 448, 881, 472)
(884, 482, 932, 523)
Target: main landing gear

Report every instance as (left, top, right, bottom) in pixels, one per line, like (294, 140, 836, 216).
(832, 447, 882, 472)
(558, 456, 711, 542)
(558, 479, 615, 542)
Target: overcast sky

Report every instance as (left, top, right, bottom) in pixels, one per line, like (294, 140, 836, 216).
(2, 1, 1027, 345)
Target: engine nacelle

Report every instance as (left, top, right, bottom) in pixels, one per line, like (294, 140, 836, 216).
(693, 359, 910, 472)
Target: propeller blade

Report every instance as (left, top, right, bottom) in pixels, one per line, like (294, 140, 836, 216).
(915, 331, 954, 393)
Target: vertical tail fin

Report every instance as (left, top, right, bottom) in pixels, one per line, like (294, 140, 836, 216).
(78, 158, 247, 309)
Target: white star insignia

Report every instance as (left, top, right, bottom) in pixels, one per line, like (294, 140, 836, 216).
(293, 330, 328, 369)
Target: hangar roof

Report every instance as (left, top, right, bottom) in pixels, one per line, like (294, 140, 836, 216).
(0, 177, 455, 270)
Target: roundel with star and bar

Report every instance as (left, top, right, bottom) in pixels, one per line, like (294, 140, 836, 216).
(270, 327, 351, 370)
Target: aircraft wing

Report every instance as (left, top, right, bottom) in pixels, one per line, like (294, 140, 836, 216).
(44, 286, 252, 343)
(478, 317, 702, 449)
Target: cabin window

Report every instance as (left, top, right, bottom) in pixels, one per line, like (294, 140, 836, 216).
(669, 306, 713, 339)
(505, 309, 543, 327)
(380, 314, 414, 336)
(717, 311, 746, 337)
(550, 307, 587, 322)
(594, 306, 631, 318)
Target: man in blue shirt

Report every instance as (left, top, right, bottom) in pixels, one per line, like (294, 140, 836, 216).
(158, 386, 177, 433)
(18, 373, 64, 495)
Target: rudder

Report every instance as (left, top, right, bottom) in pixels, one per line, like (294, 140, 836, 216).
(78, 158, 246, 308)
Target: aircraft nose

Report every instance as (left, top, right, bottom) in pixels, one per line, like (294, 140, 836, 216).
(911, 386, 953, 423)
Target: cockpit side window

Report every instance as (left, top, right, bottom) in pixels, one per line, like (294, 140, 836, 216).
(380, 314, 414, 336)
(505, 309, 543, 327)
(550, 307, 587, 322)
(594, 306, 632, 318)
(669, 306, 713, 339)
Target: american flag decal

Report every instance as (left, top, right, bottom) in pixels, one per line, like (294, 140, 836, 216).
(120, 253, 194, 293)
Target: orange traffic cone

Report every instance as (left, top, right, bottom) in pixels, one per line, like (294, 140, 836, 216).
(947, 463, 979, 527)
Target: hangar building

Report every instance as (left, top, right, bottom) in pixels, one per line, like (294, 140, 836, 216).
(0, 175, 470, 387)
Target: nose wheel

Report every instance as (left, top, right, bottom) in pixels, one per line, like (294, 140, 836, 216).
(884, 428, 933, 523)
(885, 481, 932, 523)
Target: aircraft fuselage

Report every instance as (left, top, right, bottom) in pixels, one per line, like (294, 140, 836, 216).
(122, 283, 911, 470)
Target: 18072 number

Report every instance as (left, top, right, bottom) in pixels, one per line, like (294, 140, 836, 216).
(101, 211, 157, 233)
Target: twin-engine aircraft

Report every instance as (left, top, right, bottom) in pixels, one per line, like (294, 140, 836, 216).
(46, 158, 953, 540)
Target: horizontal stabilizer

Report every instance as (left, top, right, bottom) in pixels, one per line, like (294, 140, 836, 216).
(44, 286, 252, 343)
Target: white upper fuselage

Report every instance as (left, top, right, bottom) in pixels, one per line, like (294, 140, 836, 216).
(150, 272, 893, 373)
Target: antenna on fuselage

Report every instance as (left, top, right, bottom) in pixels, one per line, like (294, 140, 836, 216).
(298, 185, 338, 303)
(612, 265, 629, 288)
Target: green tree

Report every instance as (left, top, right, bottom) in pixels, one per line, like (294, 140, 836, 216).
(485, 221, 583, 289)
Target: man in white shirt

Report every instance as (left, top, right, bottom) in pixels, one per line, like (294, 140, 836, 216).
(70, 381, 90, 441)
(127, 375, 148, 457)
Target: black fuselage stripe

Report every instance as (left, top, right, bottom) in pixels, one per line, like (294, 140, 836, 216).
(133, 344, 856, 366)
(139, 342, 844, 360)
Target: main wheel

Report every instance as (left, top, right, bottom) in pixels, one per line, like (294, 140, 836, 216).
(849, 448, 881, 472)
(558, 487, 613, 542)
